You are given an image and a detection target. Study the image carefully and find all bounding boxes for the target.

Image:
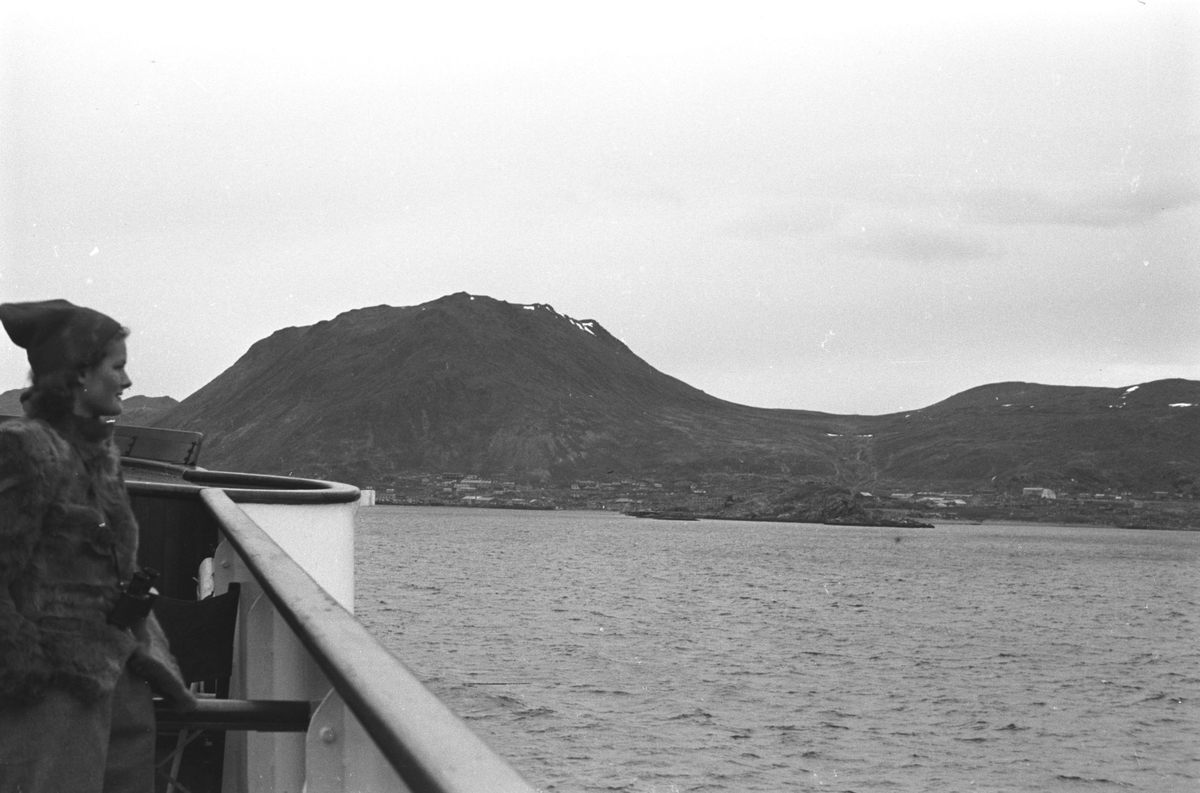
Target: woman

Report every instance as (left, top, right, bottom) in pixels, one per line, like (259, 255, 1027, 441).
(0, 299, 194, 793)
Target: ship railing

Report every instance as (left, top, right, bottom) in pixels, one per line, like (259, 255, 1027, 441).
(126, 463, 537, 793)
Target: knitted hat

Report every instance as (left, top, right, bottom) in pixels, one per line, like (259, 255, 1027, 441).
(0, 299, 123, 377)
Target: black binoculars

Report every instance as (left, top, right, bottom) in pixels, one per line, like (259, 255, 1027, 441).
(107, 567, 160, 629)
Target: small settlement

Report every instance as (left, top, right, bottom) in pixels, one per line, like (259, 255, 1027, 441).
(359, 472, 1196, 528)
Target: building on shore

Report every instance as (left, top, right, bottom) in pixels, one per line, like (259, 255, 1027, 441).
(1022, 487, 1057, 500)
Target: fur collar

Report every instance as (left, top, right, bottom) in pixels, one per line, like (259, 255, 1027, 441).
(51, 413, 116, 448)
(23, 407, 117, 464)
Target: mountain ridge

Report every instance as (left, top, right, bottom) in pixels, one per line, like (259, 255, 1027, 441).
(0, 388, 178, 426)
(155, 293, 843, 481)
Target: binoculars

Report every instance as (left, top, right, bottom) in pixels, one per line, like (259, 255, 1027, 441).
(107, 567, 160, 629)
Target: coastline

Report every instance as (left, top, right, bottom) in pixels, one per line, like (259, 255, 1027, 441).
(363, 503, 1199, 531)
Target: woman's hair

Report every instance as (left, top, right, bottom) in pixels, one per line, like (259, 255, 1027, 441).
(22, 327, 130, 420)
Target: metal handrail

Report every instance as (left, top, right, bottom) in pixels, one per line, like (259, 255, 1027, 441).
(199, 488, 537, 793)
(125, 459, 362, 504)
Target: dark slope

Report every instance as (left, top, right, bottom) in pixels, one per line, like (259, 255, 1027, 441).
(154, 293, 1200, 493)
(156, 293, 847, 482)
(0, 388, 176, 426)
(859, 380, 1200, 492)
(0, 388, 22, 415)
(117, 396, 179, 426)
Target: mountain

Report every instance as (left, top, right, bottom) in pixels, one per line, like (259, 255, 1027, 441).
(153, 293, 1200, 494)
(117, 395, 180, 426)
(856, 380, 1200, 494)
(0, 388, 22, 416)
(155, 293, 851, 482)
(0, 388, 177, 426)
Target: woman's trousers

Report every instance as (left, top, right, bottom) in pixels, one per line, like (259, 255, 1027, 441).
(0, 667, 155, 793)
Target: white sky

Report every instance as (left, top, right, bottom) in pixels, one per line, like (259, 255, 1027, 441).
(2, 1, 1197, 414)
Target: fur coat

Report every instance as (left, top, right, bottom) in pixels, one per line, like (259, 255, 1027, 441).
(0, 413, 194, 709)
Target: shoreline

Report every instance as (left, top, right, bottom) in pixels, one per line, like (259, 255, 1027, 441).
(364, 504, 1200, 532)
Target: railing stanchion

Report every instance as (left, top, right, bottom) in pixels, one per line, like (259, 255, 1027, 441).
(306, 691, 412, 793)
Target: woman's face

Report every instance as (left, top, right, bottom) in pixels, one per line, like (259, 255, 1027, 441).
(75, 339, 131, 417)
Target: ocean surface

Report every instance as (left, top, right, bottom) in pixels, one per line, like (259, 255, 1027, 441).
(354, 507, 1200, 792)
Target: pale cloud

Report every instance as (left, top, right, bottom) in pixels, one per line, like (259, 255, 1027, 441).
(959, 174, 1200, 228)
(836, 223, 992, 263)
(726, 194, 992, 264)
(724, 153, 1197, 261)
(724, 200, 841, 239)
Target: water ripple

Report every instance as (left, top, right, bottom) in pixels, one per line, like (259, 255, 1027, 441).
(357, 508, 1200, 792)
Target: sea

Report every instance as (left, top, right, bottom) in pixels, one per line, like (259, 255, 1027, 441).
(354, 506, 1200, 792)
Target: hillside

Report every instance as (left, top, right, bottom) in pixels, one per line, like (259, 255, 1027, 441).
(0, 388, 22, 416)
(155, 293, 850, 482)
(860, 380, 1200, 494)
(116, 395, 179, 426)
(152, 293, 1200, 495)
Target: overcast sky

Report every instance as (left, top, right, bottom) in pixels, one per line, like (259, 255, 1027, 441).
(2, 1, 1196, 415)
